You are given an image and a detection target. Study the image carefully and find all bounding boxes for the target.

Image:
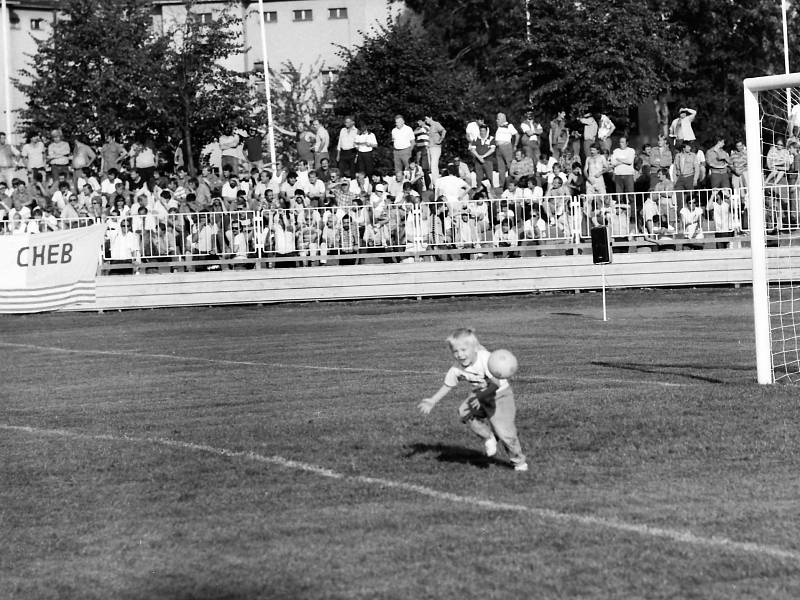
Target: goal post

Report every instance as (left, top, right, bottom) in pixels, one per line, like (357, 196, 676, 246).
(743, 73, 800, 384)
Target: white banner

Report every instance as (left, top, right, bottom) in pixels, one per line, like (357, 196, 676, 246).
(0, 223, 107, 313)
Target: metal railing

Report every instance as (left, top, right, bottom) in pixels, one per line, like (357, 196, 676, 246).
(3, 188, 782, 270)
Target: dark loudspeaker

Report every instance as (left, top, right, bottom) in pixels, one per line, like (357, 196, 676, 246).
(590, 226, 612, 264)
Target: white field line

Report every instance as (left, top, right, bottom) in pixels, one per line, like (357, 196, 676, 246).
(2, 422, 799, 564)
(0, 341, 683, 388)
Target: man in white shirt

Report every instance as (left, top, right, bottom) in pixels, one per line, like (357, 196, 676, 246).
(435, 166, 469, 214)
(391, 115, 416, 176)
(597, 114, 616, 152)
(610, 136, 636, 195)
(670, 107, 697, 148)
(336, 116, 358, 179)
(312, 119, 330, 168)
(494, 112, 519, 189)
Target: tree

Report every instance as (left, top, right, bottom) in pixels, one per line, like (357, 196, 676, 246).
(661, 0, 800, 146)
(256, 61, 332, 163)
(152, 2, 255, 174)
(404, 0, 684, 122)
(331, 18, 488, 168)
(15, 0, 163, 141)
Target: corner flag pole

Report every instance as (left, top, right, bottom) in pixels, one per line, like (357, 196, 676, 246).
(257, 0, 277, 174)
(1, 0, 12, 138)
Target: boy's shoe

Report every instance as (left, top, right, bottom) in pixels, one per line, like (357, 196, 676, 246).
(484, 437, 497, 457)
(514, 462, 529, 472)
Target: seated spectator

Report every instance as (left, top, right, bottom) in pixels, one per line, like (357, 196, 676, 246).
(680, 195, 704, 239)
(493, 218, 519, 257)
(509, 149, 535, 180)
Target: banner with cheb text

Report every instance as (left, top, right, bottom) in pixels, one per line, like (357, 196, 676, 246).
(0, 223, 106, 314)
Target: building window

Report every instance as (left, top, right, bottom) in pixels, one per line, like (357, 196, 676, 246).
(293, 9, 312, 21)
(196, 12, 213, 24)
(328, 8, 348, 19)
(264, 11, 277, 23)
(30, 18, 44, 30)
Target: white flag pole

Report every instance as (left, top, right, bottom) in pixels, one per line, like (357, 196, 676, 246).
(257, 0, 277, 174)
(1, 0, 12, 138)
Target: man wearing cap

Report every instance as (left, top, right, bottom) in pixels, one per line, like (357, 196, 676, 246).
(333, 177, 357, 207)
(391, 115, 416, 175)
(670, 107, 697, 150)
(579, 113, 598, 161)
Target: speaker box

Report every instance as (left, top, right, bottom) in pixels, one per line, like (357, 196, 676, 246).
(590, 226, 612, 264)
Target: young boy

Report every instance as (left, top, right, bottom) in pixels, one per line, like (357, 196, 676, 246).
(418, 328, 528, 471)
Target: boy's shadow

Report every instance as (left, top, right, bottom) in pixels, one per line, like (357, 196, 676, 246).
(403, 442, 505, 469)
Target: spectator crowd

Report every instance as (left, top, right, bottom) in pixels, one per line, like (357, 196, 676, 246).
(0, 106, 781, 270)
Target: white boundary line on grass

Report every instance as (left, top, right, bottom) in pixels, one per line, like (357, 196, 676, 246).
(2, 422, 799, 564)
(0, 341, 683, 387)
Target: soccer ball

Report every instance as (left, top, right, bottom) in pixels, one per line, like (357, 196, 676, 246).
(487, 349, 518, 379)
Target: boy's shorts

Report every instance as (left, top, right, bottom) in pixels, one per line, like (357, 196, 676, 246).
(459, 387, 514, 421)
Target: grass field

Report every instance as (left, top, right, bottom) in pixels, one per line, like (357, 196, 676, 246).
(3, 287, 800, 599)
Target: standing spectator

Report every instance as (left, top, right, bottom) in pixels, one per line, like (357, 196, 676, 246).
(425, 115, 446, 182)
(336, 116, 358, 179)
(597, 113, 616, 152)
(132, 139, 157, 184)
(549, 111, 569, 159)
(47, 129, 71, 182)
(766, 138, 791, 185)
(219, 129, 242, 173)
(245, 130, 264, 171)
(100, 133, 127, 174)
(354, 122, 377, 177)
(21, 133, 46, 182)
(295, 124, 316, 166)
(413, 119, 430, 174)
(705, 137, 731, 189)
(579, 113, 598, 159)
(312, 119, 329, 168)
(72, 137, 97, 181)
(520, 110, 543, 163)
(730, 140, 749, 190)
(674, 141, 700, 198)
(647, 135, 673, 189)
(465, 117, 482, 145)
(494, 113, 518, 190)
(469, 125, 496, 190)
(0, 132, 20, 186)
(670, 107, 697, 149)
(610, 136, 636, 196)
(391, 115, 416, 175)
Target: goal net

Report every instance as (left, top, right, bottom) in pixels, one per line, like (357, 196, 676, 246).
(744, 73, 800, 384)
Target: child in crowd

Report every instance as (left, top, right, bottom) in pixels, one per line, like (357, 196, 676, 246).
(418, 328, 528, 471)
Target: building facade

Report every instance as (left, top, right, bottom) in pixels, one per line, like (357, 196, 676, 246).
(0, 0, 403, 142)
